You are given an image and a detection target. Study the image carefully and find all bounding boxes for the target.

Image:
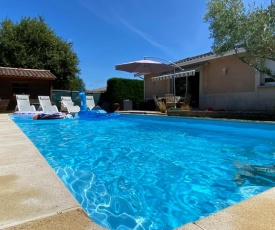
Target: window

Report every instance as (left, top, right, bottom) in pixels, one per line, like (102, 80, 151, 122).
(263, 59, 275, 85)
(12, 83, 28, 94)
(264, 77, 275, 85)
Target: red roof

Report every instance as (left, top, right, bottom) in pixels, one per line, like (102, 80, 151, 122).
(0, 67, 57, 80)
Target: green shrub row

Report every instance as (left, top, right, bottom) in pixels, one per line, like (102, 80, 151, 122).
(106, 78, 144, 105)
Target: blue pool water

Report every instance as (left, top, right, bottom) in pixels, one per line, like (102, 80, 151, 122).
(13, 115, 275, 229)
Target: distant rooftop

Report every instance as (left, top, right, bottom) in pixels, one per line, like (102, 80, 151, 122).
(86, 86, 106, 93)
(0, 66, 57, 80)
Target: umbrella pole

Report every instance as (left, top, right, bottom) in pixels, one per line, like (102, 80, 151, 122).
(173, 69, 176, 108)
(186, 76, 188, 98)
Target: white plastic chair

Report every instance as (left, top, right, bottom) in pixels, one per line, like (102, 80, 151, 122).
(38, 96, 58, 112)
(15, 95, 36, 111)
(60, 96, 80, 113)
(86, 95, 95, 110)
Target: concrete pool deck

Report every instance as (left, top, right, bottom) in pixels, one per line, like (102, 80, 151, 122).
(1, 113, 275, 229)
(0, 114, 104, 230)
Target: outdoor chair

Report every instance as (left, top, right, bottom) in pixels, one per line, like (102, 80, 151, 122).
(60, 96, 80, 114)
(15, 94, 36, 112)
(165, 94, 175, 109)
(38, 96, 58, 112)
(177, 94, 192, 107)
(86, 95, 95, 110)
(153, 95, 160, 111)
(184, 94, 192, 105)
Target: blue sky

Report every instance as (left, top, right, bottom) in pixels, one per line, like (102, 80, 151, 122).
(0, 0, 270, 90)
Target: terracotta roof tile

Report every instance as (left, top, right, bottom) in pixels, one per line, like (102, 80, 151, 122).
(0, 67, 57, 80)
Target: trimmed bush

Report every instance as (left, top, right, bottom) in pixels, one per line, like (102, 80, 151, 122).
(106, 78, 144, 105)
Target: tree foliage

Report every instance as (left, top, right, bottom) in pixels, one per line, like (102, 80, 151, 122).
(204, 0, 275, 78)
(0, 16, 85, 90)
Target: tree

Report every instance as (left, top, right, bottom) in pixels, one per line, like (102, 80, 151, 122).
(204, 0, 275, 79)
(0, 16, 85, 90)
(65, 76, 85, 90)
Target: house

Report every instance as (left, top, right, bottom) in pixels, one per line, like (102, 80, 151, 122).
(0, 67, 56, 112)
(144, 49, 275, 111)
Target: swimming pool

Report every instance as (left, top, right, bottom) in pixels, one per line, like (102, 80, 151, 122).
(13, 114, 275, 229)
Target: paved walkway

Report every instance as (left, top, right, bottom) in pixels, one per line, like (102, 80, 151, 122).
(1, 113, 275, 230)
(0, 114, 104, 230)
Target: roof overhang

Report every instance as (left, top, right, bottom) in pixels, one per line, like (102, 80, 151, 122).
(175, 48, 246, 67)
(0, 67, 57, 80)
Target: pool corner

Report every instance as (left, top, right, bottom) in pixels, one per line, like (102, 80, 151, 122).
(177, 187, 275, 230)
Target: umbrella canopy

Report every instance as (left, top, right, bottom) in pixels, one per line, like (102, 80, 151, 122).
(115, 59, 175, 74)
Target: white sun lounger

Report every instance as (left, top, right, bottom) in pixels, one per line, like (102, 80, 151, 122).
(15, 95, 36, 112)
(38, 96, 59, 112)
(61, 96, 80, 113)
(86, 95, 95, 110)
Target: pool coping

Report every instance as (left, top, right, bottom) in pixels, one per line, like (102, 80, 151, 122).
(1, 113, 275, 229)
(0, 114, 105, 230)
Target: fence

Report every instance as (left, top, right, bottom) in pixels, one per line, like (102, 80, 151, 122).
(52, 90, 101, 110)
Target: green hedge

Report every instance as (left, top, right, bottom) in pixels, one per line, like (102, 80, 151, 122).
(106, 78, 143, 105)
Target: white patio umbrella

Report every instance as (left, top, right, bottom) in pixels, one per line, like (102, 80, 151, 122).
(115, 59, 177, 107)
